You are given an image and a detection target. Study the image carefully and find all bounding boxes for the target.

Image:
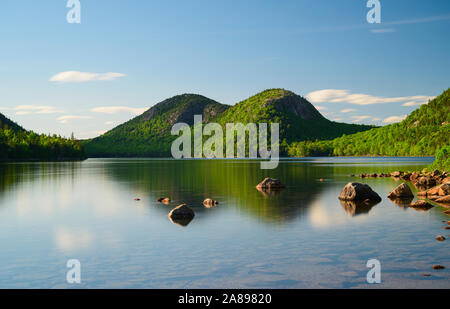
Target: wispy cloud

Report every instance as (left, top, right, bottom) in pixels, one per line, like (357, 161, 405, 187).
(340, 108, 357, 113)
(307, 89, 434, 106)
(351, 115, 372, 123)
(383, 115, 407, 124)
(370, 28, 395, 33)
(57, 115, 91, 124)
(91, 106, 147, 115)
(14, 105, 64, 115)
(50, 71, 126, 83)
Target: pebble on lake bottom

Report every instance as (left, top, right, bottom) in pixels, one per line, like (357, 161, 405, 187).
(436, 235, 446, 241)
(423, 273, 431, 277)
(433, 265, 446, 270)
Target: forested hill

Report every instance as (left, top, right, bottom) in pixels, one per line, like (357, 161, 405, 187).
(84, 89, 374, 157)
(0, 112, 24, 132)
(84, 94, 229, 157)
(287, 88, 450, 167)
(0, 112, 86, 161)
(212, 89, 375, 145)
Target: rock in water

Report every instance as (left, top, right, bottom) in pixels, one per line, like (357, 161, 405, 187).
(433, 265, 445, 270)
(409, 200, 434, 211)
(387, 183, 414, 199)
(158, 197, 171, 204)
(168, 204, 195, 220)
(436, 235, 446, 242)
(256, 178, 285, 190)
(203, 198, 218, 207)
(338, 183, 382, 203)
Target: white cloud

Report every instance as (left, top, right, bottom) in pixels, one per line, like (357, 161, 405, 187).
(50, 71, 126, 83)
(91, 106, 147, 115)
(340, 108, 356, 113)
(372, 117, 381, 121)
(105, 121, 114, 125)
(14, 105, 65, 115)
(306, 89, 434, 106)
(351, 115, 372, 123)
(57, 115, 92, 124)
(332, 118, 344, 122)
(383, 115, 407, 124)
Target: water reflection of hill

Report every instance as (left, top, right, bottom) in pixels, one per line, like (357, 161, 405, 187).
(100, 159, 336, 224)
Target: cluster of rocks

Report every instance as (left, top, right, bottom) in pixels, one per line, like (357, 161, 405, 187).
(340, 177, 449, 276)
(354, 170, 449, 190)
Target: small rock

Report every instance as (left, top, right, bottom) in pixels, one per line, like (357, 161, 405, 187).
(391, 171, 402, 178)
(256, 178, 285, 190)
(423, 273, 431, 277)
(432, 265, 445, 270)
(447, 221, 450, 226)
(409, 200, 434, 211)
(158, 197, 171, 204)
(134, 198, 141, 201)
(387, 183, 414, 199)
(431, 170, 441, 177)
(436, 235, 446, 242)
(438, 183, 450, 196)
(203, 198, 218, 207)
(444, 227, 450, 230)
(168, 204, 195, 220)
(339, 183, 382, 203)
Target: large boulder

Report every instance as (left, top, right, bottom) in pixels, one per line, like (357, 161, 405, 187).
(168, 204, 195, 220)
(387, 183, 414, 199)
(256, 178, 285, 190)
(338, 183, 382, 203)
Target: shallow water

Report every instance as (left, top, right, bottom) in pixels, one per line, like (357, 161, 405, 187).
(0, 157, 448, 288)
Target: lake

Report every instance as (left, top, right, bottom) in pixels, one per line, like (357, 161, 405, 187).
(0, 157, 448, 288)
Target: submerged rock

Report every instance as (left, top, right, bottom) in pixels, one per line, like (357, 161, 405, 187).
(203, 198, 218, 208)
(433, 265, 445, 270)
(387, 183, 414, 199)
(158, 197, 171, 204)
(256, 178, 285, 190)
(391, 171, 402, 178)
(338, 183, 382, 203)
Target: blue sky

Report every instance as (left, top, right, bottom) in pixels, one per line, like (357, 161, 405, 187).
(0, 0, 449, 138)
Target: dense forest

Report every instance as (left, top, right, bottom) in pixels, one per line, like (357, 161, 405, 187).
(0, 113, 86, 161)
(84, 89, 374, 157)
(287, 89, 450, 169)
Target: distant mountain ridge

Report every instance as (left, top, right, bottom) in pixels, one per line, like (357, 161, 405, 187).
(84, 89, 374, 157)
(287, 88, 450, 162)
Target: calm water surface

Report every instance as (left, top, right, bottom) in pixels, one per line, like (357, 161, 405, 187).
(0, 157, 449, 288)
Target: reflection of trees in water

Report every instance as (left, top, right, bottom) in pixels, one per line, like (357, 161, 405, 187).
(0, 162, 82, 201)
(102, 160, 337, 224)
